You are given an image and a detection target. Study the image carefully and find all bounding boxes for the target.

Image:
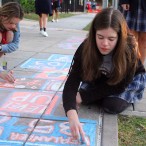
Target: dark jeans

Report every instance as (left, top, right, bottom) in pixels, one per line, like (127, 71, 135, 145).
(79, 83, 130, 114)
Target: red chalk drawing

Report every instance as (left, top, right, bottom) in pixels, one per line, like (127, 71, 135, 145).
(35, 70, 68, 80)
(10, 132, 28, 141)
(0, 91, 55, 114)
(0, 113, 96, 145)
(0, 78, 47, 90)
(44, 93, 61, 115)
(27, 119, 91, 145)
(58, 37, 85, 50)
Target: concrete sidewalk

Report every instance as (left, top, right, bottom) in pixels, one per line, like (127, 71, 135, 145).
(0, 13, 145, 146)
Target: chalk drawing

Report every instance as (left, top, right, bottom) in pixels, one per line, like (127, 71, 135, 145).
(58, 43, 78, 50)
(0, 91, 55, 115)
(25, 119, 96, 146)
(42, 92, 62, 116)
(20, 58, 70, 71)
(59, 82, 65, 92)
(66, 37, 85, 43)
(57, 37, 85, 50)
(42, 79, 63, 91)
(0, 115, 38, 145)
(47, 54, 73, 63)
(35, 70, 68, 80)
(0, 78, 47, 90)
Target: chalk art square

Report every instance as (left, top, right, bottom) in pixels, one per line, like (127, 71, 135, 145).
(0, 115, 38, 145)
(0, 89, 12, 99)
(59, 82, 65, 92)
(48, 54, 73, 63)
(25, 119, 96, 146)
(0, 78, 47, 90)
(42, 79, 63, 91)
(0, 91, 55, 117)
(58, 42, 79, 50)
(34, 70, 68, 80)
(66, 37, 85, 43)
(42, 92, 62, 116)
(20, 58, 69, 71)
(58, 37, 84, 50)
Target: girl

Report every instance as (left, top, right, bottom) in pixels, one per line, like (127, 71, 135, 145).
(0, 2, 23, 56)
(63, 8, 146, 142)
(119, 0, 146, 64)
(0, 2, 23, 83)
(52, 0, 61, 22)
(35, 0, 52, 37)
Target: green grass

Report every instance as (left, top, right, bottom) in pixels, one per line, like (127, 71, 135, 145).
(24, 12, 77, 21)
(83, 22, 91, 31)
(118, 115, 146, 146)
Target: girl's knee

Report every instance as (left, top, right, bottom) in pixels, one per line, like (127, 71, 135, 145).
(103, 105, 125, 114)
(102, 97, 130, 114)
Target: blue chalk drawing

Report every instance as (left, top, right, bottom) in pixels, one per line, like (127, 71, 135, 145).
(0, 90, 56, 119)
(20, 58, 70, 71)
(41, 80, 63, 91)
(0, 115, 38, 145)
(25, 118, 97, 146)
(42, 115, 97, 124)
(48, 54, 73, 63)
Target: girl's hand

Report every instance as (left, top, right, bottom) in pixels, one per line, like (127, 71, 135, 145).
(67, 110, 86, 143)
(121, 4, 130, 11)
(0, 70, 15, 83)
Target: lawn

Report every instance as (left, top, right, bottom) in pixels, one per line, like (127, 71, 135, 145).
(24, 12, 76, 21)
(118, 115, 146, 146)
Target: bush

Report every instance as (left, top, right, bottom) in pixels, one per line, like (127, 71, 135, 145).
(2, 0, 35, 13)
(20, 0, 35, 13)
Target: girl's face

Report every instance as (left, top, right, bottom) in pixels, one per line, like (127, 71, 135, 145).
(96, 27, 118, 55)
(2, 17, 20, 31)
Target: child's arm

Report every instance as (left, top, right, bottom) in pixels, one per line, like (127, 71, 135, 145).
(0, 24, 20, 53)
(0, 67, 15, 83)
(67, 110, 86, 143)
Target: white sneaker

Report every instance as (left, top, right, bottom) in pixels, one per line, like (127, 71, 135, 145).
(56, 19, 59, 22)
(40, 30, 48, 37)
(52, 19, 55, 22)
(42, 31, 48, 37)
(40, 30, 44, 35)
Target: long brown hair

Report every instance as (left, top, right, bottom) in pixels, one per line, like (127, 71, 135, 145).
(82, 8, 138, 85)
(0, 2, 24, 28)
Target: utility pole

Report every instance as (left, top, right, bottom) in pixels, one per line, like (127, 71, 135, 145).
(84, 0, 87, 12)
(102, 0, 108, 8)
(74, 0, 75, 12)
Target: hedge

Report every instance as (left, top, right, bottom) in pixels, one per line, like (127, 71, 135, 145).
(2, 0, 35, 13)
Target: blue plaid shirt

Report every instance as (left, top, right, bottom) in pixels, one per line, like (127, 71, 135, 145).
(109, 73, 146, 103)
